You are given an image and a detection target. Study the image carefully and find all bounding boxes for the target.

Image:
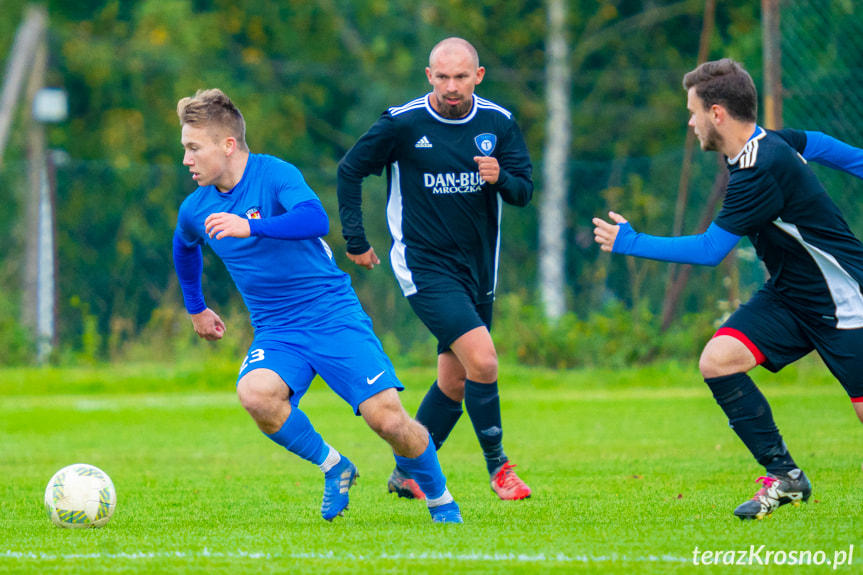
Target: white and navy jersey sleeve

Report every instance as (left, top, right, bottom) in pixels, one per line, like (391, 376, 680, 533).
(716, 128, 863, 328)
(714, 135, 786, 236)
(484, 110, 533, 207)
(337, 113, 400, 254)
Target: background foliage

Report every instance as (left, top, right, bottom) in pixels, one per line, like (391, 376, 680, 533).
(0, 0, 860, 367)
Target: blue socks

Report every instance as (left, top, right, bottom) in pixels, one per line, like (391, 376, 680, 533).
(265, 407, 329, 466)
(394, 434, 451, 504)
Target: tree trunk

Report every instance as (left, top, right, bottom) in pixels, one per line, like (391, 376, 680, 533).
(660, 157, 729, 331)
(660, 0, 717, 330)
(539, 0, 570, 321)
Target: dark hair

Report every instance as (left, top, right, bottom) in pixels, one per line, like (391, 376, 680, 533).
(176, 89, 247, 149)
(682, 58, 757, 123)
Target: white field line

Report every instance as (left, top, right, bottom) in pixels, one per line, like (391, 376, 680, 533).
(2, 549, 691, 564)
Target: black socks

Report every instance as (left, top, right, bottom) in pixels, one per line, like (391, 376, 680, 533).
(406, 379, 508, 476)
(705, 372, 798, 475)
(464, 379, 508, 474)
(415, 380, 463, 451)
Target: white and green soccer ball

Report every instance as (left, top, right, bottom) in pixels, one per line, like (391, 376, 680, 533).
(44, 463, 116, 528)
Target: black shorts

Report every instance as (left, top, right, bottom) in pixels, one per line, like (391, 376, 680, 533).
(407, 281, 493, 355)
(719, 285, 863, 401)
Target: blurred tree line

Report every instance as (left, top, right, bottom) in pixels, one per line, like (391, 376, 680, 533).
(0, 0, 857, 368)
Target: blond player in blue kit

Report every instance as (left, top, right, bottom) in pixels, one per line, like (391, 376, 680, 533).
(172, 89, 461, 523)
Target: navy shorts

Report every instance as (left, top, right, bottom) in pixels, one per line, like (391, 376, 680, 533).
(719, 285, 863, 401)
(237, 311, 403, 415)
(407, 281, 493, 355)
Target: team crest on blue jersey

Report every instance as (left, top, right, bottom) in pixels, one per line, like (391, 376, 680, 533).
(475, 133, 496, 156)
(244, 207, 262, 219)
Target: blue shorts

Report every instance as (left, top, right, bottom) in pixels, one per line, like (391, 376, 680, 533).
(407, 281, 493, 355)
(237, 311, 404, 414)
(720, 284, 863, 401)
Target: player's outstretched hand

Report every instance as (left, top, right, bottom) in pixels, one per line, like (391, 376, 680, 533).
(592, 211, 628, 253)
(205, 212, 251, 240)
(190, 308, 226, 341)
(347, 247, 380, 270)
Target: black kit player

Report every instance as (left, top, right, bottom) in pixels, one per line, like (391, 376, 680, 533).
(594, 58, 863, 519)
(337, 37, 534, 501)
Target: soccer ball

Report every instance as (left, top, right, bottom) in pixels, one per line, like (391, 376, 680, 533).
(44, 463, 116, 528)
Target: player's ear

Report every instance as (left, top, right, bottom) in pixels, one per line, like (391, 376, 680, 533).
(475, 66, 485, 85)
(224, 136, 237, 156)
(425, 67, 433, 85)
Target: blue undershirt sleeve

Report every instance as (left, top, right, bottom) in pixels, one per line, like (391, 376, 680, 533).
(172, 231, 206, 314)
(248, 199, 329, 240)
(612, 221, 741, 266)
(803, 131, 863, 179)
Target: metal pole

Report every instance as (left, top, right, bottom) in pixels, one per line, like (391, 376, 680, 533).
(22, 17, 47, 337)
(37, 157, 55, 362)
(22, 7, 53, 363)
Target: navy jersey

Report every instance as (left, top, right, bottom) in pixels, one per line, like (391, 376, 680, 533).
(175, 154, 363, 333)
(338, 93, 533, 303)
(715, 127, 863, 328)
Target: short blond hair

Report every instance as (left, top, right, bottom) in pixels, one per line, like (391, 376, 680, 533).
(176, 89, 247, 150)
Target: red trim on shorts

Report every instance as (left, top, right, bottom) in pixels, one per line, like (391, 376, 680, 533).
(713, 327, 767, 365)
(852, 396, 863, 403)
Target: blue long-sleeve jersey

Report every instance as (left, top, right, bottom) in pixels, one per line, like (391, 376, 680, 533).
(173, 154, 363, 333)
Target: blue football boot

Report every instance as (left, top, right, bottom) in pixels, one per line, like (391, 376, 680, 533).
(321, 455, 358, 521)
(429, 501, 463, 524)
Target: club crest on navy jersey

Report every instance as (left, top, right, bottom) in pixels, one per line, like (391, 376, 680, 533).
(475, 133, 496, 156)
(244, 207, 262, 219)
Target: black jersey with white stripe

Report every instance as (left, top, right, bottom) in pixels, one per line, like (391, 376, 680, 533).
(338, 93, 533, 303)
(715, 127, 863, 328)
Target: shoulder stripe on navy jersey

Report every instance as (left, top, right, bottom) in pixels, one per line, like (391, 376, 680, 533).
(738, 138, 760, 169)
(475, 96, 512, 119)
(388, 97, 427, 116)
(731, 129, 766, 169)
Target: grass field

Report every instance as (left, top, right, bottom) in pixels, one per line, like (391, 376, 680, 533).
(1, 356, 860, 574)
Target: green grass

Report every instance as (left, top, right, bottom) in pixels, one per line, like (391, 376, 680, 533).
(1, 357, 861, 574)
